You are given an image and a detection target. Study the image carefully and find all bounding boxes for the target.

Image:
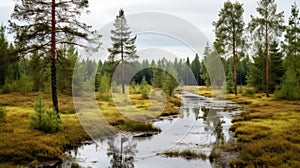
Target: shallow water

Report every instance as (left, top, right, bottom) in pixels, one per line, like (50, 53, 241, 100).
(62, 93, 240, 168)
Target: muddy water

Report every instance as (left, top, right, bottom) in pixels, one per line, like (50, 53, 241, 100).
(61, 93, 240, 168)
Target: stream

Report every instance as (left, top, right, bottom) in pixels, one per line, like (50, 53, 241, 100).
(61, 92, 240, 168)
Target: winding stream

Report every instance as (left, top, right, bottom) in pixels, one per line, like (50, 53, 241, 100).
(61, 93, 240, 168)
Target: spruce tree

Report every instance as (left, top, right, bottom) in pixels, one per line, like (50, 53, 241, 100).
(269, 40, 284, 93)
(108, 9, 138, 94)
(191, 54, 202, 85)
(247, 43, 266, 92)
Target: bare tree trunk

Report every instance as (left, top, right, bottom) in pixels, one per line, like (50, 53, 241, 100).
(51, 0, 59, 116)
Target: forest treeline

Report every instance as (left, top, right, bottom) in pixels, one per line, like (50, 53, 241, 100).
(0, 0, 299, 101)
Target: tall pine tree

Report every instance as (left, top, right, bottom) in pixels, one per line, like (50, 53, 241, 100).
(108, 9, 138, 94)
(9, 0, 101, 116)
(248, 0, 284, 97)
(213, 1, 245, 96)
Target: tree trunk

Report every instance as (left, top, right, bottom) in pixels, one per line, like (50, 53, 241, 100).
(51, 0, 59, 116)
(121, 40, 125, 94)
(233, 39, 237, 96)
(294, 29, 297, 80)
(265, 27, 269, 97)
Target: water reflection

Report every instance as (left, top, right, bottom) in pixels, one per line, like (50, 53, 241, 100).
(107, 136, 137, 168)
(63, 93, 239, 168)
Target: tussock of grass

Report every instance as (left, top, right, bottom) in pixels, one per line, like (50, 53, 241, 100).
(163, 150, 206, 160)
(227, 93, 300, 167)
(118, 120, 161, 132)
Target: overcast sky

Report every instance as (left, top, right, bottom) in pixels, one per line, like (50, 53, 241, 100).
(0, 0, 298, 60)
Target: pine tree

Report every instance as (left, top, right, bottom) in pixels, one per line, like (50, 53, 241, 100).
(9, 0, 101, 116)
(213, 1, 245, 95)
(248, 0, 284, 97)
(108, 9, 138, 94)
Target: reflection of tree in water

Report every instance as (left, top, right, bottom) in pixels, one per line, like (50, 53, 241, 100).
(201, 107, 225, 144)
(107, 136, 137, 168)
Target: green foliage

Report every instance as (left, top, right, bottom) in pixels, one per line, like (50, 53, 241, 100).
(162, 66, 179, 96)
(140, 77, 150, 99)
(191, 54, 202, 85)
(98, 73, 112, 101)
(269, 40, 284, 93)
(201, 43, 211, 86)
(247, 43, 266, 92)
(2, 74, 33, 93)
(276, 3, 300, 100)
(275, 70, 300, 100)
(57, 45, 78, 95)
(29, 95, 62, 133)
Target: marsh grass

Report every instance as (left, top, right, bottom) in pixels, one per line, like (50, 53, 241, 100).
(0, 106, 90, 166)
(195, 86, 300, 167)
(163, 149, 207, 160)
(227, 93, 300, 167)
